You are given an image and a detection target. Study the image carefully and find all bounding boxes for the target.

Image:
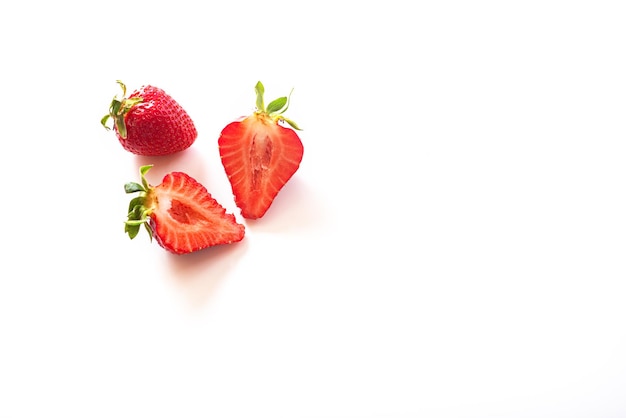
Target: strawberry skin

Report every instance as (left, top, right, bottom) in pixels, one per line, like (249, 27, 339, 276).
(102, 81, 197, 156)
(125, 165, 245, 255)
(218, 81, 304, 219)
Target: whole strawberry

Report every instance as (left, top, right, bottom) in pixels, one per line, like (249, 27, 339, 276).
(218, 81, 304, 219)
(101, 81, 197, 156)
(125, 165, 245, 255)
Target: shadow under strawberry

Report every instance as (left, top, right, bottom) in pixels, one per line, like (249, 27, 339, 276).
(133, 146, 208, 185)
(163, 238, 249, 308)
(244, 177, 326, 234)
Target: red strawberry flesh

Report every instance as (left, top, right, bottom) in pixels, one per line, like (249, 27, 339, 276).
(218, 82, 304, 219)
(125, 166, 245, 255)
(149, 172, 244, 254)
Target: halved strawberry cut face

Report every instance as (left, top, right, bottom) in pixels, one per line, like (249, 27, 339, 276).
(149, 172, 245, 254)
(124, 165, 245, 255)
(219, 113, 304, 219)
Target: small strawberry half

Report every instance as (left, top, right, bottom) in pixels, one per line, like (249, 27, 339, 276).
(218, 81, 304, 219)
(124, 165, 245, 255)
(101, 81, 197, 156)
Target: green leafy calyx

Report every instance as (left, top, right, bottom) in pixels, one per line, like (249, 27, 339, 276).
(101, 80, 143, 139)
(124, 165, 155, 241)
(254, 81, 302, 130)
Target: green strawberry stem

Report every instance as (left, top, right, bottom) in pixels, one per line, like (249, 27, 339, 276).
(101, 80, 143, 139)
(124, 165, 155, 241)
(254, 81, 302, 131)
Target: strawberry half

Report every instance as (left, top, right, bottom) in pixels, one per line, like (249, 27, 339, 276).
(218, 81, 304, 219)
(124, 165, 245, 255)
(101, 81, 197, 156)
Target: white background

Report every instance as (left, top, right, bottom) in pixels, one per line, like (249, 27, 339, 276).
(1, 1, 625, 417)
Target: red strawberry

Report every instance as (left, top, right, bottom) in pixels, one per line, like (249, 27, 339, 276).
(218, 81, 304, 219)
(101, 81, 197, 156)
(124, 165, 245, 255)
